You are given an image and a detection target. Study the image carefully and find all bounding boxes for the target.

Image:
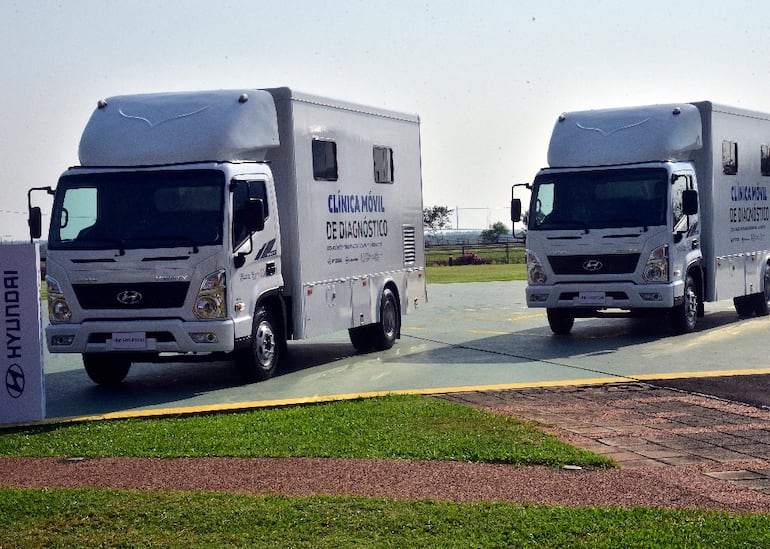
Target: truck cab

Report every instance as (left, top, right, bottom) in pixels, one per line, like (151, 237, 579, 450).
(517, 161, 701, 334)
(39, 161, 282, 384)
(512, 103, 709, 335)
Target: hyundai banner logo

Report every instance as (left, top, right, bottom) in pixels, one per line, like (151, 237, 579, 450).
(117, 290, 143, 305)
(5, 364, 24, 399)
(1, 243, 45, 424)
(582, 259, 604, 272)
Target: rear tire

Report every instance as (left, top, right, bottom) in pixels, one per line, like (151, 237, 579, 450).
(753, 267, 770, 316)
(734, 295, 755, 318)
(547, 308, 574, 335)
(371, 288, 399, 351)
(237, 305, 282, 382)
(83, 354, 131, 385)
(348, 325, 374, 353)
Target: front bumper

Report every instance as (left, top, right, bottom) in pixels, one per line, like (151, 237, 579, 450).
(525, 280, 682, 310)
(46, 318, 236, 354)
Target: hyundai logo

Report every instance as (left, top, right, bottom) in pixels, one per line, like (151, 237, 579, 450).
(582, 259, 604, 272)
(6, 364, 24, 399)
(117, 290, 143, 305)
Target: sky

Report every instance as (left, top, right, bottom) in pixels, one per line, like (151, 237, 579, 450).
(3, 0, 770, 239)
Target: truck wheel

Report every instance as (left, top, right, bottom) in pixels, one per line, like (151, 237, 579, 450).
(672, 275, 698, 333)
(753, 268, 770, 316)
(83, 354, 131, 385)
(238, 305, 282, 381)
(371, 288, 399, 351)
(546, 309, 574, 335)
(348, 325, 374, 352)
(734, 295, 755, 318)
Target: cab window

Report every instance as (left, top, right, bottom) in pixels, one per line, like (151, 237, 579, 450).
(232, 180, 268, 249)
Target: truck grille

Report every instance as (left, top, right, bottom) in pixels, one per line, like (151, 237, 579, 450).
(548, 254, 640, 275)
(73, 282, 190, 310)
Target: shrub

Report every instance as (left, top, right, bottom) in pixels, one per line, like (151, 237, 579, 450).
(451, 253, 492, 266)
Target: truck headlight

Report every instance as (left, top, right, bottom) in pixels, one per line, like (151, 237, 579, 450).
(47, 276, 72, 322)
(527, 250, 547, 285)
(194, 269, 226, 319)
(643, 245, 669, 283)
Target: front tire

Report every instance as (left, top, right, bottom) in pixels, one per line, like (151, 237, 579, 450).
(672, 275, 698, 333)
(83, 354, 131, 385)
(546, 308, 574, 335)
(237, 305, 282, 381)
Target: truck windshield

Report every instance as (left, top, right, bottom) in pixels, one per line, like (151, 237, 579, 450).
(48, 170, 225, 250)
(529, 168, 668, 231)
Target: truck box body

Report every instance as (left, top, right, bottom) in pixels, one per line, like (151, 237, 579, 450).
(265, 88, 425, 339)
(34, 87, 426, 383)
(517, 101, 770, 334)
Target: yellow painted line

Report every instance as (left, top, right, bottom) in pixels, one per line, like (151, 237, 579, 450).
(5, 367, 770, 429)
(632, 367, 770, 381)
(507, 313, 546, 321)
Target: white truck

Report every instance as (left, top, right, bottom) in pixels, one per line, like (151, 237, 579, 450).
(511, 101, 770, 335)
(29, 87, 426, 384)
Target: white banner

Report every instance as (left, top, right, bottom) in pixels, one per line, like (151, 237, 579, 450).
(0, 243, 44, 424)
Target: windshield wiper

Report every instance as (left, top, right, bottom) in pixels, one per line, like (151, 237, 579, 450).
(126, 235, 201, 253)
(72, 237, 126, 255)
(539, 219, 590, 234)
(599, 219, 650, 232)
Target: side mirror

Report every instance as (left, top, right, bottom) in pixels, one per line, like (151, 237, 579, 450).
(248, 198, 266, 233)
(27, 185, 55, 242)
(28, 207, 42, 239)
(682, 189, 698, 216)
(511, 198, 522, 222)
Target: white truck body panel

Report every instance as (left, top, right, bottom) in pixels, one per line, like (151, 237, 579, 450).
(41, 87, 426, 373)
(694, 103, 770, 301)
(524, 101, 770, 332)
(264, 88, 425, 339)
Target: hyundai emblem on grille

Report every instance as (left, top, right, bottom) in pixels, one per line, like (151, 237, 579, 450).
(582, 259, 604, 272)
(117, 290, 143, 305)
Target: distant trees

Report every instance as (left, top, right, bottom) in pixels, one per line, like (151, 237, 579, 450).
(480, 221, 509, 243)
(423, 205, 453, 236)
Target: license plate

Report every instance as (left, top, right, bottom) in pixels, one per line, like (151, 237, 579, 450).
(578, 292, 606, 306)
(111, 332, 147, 350)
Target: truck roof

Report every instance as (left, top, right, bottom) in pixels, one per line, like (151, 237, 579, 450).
(78, 89, 280, 167)
(547, 103, 703, 168)
(265, 87, 420, 124)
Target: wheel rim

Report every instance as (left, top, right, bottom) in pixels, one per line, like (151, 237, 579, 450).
(255, 321, 276, 369)
(382, 298, 397, 337)
(764, 270, 770, 302)
(684, 285, 697, 326)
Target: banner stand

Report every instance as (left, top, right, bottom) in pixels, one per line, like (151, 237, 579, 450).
(1, 243, 45, 424)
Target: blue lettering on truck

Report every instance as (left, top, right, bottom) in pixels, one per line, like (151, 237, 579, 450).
(326, 191, 388, 241)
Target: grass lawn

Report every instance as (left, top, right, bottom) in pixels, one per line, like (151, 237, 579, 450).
(2, 395, 769, 546)
(3, 489, 769, 548)
(0, 395, 607, 467)
(426, 263, 525, 283)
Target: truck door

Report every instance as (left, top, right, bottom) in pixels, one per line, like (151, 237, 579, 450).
(671, 172, 701, 287)
(230, 177, 282, 336)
